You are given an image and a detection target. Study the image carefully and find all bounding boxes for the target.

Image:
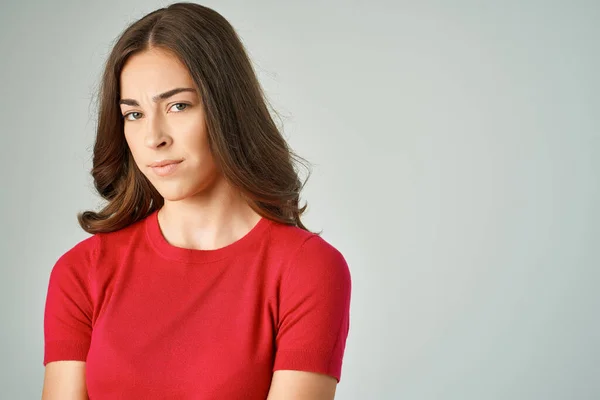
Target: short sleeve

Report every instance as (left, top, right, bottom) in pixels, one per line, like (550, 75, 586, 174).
(43, 235, 97, 366)
(273, 235, 352, 383)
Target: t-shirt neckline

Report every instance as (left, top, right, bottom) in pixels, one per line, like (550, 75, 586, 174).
(145, 209, 271, 264)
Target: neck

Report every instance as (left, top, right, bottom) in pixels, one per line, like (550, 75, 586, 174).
(157, 178, 262, 251)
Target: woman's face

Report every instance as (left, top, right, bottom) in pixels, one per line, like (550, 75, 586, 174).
(119, 47, 219, 201)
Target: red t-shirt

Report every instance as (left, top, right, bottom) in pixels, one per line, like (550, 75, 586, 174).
(43, 209, 351, 399)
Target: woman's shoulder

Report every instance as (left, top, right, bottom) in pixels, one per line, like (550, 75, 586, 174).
(54, 234, 100, 265)
(266, 220, 347, 267)
(48, 234, 101, 287)
(52, 215, 147, 269)
(270, 222, 351, 311)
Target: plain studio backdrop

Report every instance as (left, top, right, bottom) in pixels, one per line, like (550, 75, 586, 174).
(1, 1, 598, 399)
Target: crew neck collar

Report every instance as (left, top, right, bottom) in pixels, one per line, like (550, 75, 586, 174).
(144, 209, 272, 264)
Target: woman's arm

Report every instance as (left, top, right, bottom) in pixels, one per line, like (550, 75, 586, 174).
(266, 370, 337, 400)
(42, 361, 88, 400)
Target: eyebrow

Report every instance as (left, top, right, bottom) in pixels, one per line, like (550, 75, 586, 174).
(119, 87, 197, 106)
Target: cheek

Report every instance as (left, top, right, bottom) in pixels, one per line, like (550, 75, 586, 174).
(124, 135, 137, 156)
(123, 132, 146, 169)
(180, 124, 211, 158)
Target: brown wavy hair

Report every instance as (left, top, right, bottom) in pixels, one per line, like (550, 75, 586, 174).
(77, 2, 315, 234)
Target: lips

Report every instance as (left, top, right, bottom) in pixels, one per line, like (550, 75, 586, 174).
(149, 159, 183, 177)
(148, 159, 183, 168)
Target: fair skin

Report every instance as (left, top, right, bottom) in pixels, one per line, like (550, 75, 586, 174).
(42, 47, 337, 399)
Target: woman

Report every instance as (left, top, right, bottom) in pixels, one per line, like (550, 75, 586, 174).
(42, 2, 351, 399)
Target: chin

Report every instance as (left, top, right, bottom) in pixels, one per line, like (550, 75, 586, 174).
(151, 182, 197, 202)
(148, 169, 223, 201)
(160, 192, 191, 202)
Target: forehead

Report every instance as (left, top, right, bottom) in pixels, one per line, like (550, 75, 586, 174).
(120, 48, 195, 96)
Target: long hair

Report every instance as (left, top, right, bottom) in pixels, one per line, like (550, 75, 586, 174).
(78, 2, 314, 234)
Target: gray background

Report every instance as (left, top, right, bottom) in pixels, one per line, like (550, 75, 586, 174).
(1, 0, 599, 399)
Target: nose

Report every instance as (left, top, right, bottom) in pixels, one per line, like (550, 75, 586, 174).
(144, 114, 172, 149)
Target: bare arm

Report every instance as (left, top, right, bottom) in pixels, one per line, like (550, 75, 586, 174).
(266, 370, 337, 400)
(41, 361, 88, 400)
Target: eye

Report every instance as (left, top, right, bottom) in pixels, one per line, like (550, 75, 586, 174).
(123, 111, 142, 121)
(170, 103, 189, 112)
(122, 103, 189, 121)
